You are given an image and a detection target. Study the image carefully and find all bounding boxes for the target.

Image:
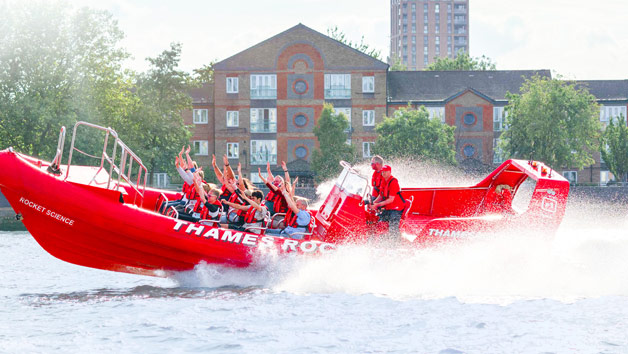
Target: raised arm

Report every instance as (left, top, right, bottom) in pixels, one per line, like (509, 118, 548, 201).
(282, 161, 291, 188)
(236, 189, 263, 212)
(237, 163, 245, 191)
(185, 145, 195, 170)
(280, 184, 299, 214)
(222, 154, 235, 181)
(211, 154, 225, 184)
(266, 162, 274, 180)
(193, 173, 207, 204)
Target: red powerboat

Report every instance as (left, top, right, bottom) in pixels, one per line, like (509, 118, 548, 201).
(0, 122, 570, 276)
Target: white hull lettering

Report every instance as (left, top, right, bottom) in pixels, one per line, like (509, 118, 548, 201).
(20, 196, 75, 226)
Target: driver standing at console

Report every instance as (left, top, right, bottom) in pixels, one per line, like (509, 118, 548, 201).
(369, 165, 405, 239)
(367, 155, 385, 204)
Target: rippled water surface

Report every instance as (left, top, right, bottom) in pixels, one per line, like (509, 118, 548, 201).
(2, 196, 628, 353)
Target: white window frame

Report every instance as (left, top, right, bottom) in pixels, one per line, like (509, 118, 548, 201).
(562, 171, 577, 185)
(363, 142, 374, 158)
(324, 74, 351, 99)
(193, 109, 208, 124)
(250, 140, 277, 165)
(193, 140, 208, 156)
(362, 110, 375, 126)
(334, 107, 352, 132)
(250, 74, 277, 99)
(362, 76, 375, 93)
(226, 142, 239, 159)
(493, 138, 505, 164)
(600, 105, 627, 126)
(600, 171, 615, 186)
(426, 107, 445, 123)
(251, 171, 267, 184)
(226, 111, 239, 127)
(250, 108, 277, 133)
(493, 106, 507, 131)
(226, 77, 238, 93)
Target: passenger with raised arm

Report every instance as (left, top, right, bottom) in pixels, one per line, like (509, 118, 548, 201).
(259, 162, 288, 215)
(221, 185, 267, 234)
(369, 164, 405, 239)
(265, 184, 312, 239)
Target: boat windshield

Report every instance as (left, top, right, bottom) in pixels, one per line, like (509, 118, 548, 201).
(335, 162, 368, 198)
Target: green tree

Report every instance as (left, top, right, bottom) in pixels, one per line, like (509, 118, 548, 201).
(326, 26, 381, 60)
(600, 115, 628, 182)
(374, 106, 456, 165)
(426, 50, 496, 71)
(500, 75, 601, 169)
(192, 60, 217, 84)
(0, 2, 130, 158)
(389, 55, 407, 71)
(311, 104, 355, 182)
(117, 43, 193, 184)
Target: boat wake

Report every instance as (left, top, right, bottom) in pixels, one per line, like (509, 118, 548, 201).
(170, 160, 628, 304)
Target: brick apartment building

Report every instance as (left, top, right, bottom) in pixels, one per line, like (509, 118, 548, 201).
(183, 24, 388, 185)
(390, 0, 469, 70)
(182, 24, 628, 187)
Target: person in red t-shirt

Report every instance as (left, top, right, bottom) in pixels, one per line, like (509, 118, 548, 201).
(367, 155, 385, 204)
(369, 164, 405, 238)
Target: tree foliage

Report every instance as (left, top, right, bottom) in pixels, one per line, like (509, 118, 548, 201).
(425, 50, 496, 71)
(115, 43, 193, 183)
(326, 26, 381, 60)
(373, 106, 456, 165)
(0, 2, 130, 158)
(0, 3, 194, 184)
(500, 75, 601, 169)
(389, 55, 407, 71)
(600, 115, 628, 182)
(192, 60, 217, 84)
(311, 104, 355, 182)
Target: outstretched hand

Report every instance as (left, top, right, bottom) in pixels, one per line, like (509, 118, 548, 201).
(281, 161, 287, 171)
(223, 154, 229, 166)
(185, 145, 191, 154)
(212, 154, 216, 167)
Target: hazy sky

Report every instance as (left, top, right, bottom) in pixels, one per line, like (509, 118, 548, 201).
(63, 0, 628, 80)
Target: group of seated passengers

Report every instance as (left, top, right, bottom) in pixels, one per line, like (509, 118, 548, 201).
(166, 146, 312, 239)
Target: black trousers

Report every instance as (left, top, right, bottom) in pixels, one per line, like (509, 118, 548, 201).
(379, 209, 403, 238)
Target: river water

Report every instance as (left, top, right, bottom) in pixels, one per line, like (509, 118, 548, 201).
(2, 202, 628, 353)
(2, 161, 628, 353)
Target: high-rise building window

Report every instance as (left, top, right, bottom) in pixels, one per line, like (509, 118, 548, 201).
(424, 46, 428, 55)
(424, 55, 429, 66)
(412, 36, 416, 44)
(412, 24, 416, 33)
(403, 25, 407, 33)
(435, 4, 440, 13)
(424, 25, 428, 34)
(424, 14, 428, 22)
(411, 3, 416, 12)
(226, 77, 238, 93)
(424, 3, 428, 12)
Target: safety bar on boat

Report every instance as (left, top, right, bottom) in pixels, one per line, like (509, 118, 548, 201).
(47, 126, 66, 175)
(66, 121, 148, 208)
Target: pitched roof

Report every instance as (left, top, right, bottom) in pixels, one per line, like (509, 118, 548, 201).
(214, 23, 388, 71)
(575, 80, 628, 102)
(189, 82, 213, 104)
(387, 70, 552, 103)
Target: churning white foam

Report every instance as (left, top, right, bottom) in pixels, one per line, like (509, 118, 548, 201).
(173, 159, 628, 304)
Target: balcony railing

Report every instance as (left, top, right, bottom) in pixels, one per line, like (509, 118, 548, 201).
(250, 87, 277, 99)
(250, 152, 277, 165)
(250, 121, 277, 133)
(325, 88, 351, 99)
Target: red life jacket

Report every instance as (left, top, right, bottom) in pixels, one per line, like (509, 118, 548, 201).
(382, 177, 406, 211)
(243, 206, 262, 224)
(182, 182, 190, 195)
(186, 184, 198, 200)
(265, 184, 288, 213)
(200, 200, 222, 220)
(285, 209, 312, 229)
(371, 170, 384, 197)
(228, 192, 250, 217)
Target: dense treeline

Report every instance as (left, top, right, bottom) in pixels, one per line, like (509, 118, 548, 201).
(0, 2, 194, 184)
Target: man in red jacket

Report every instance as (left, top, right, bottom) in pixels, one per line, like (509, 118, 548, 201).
(368, 155, 385, 204)
(369, 165, 405, 239)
